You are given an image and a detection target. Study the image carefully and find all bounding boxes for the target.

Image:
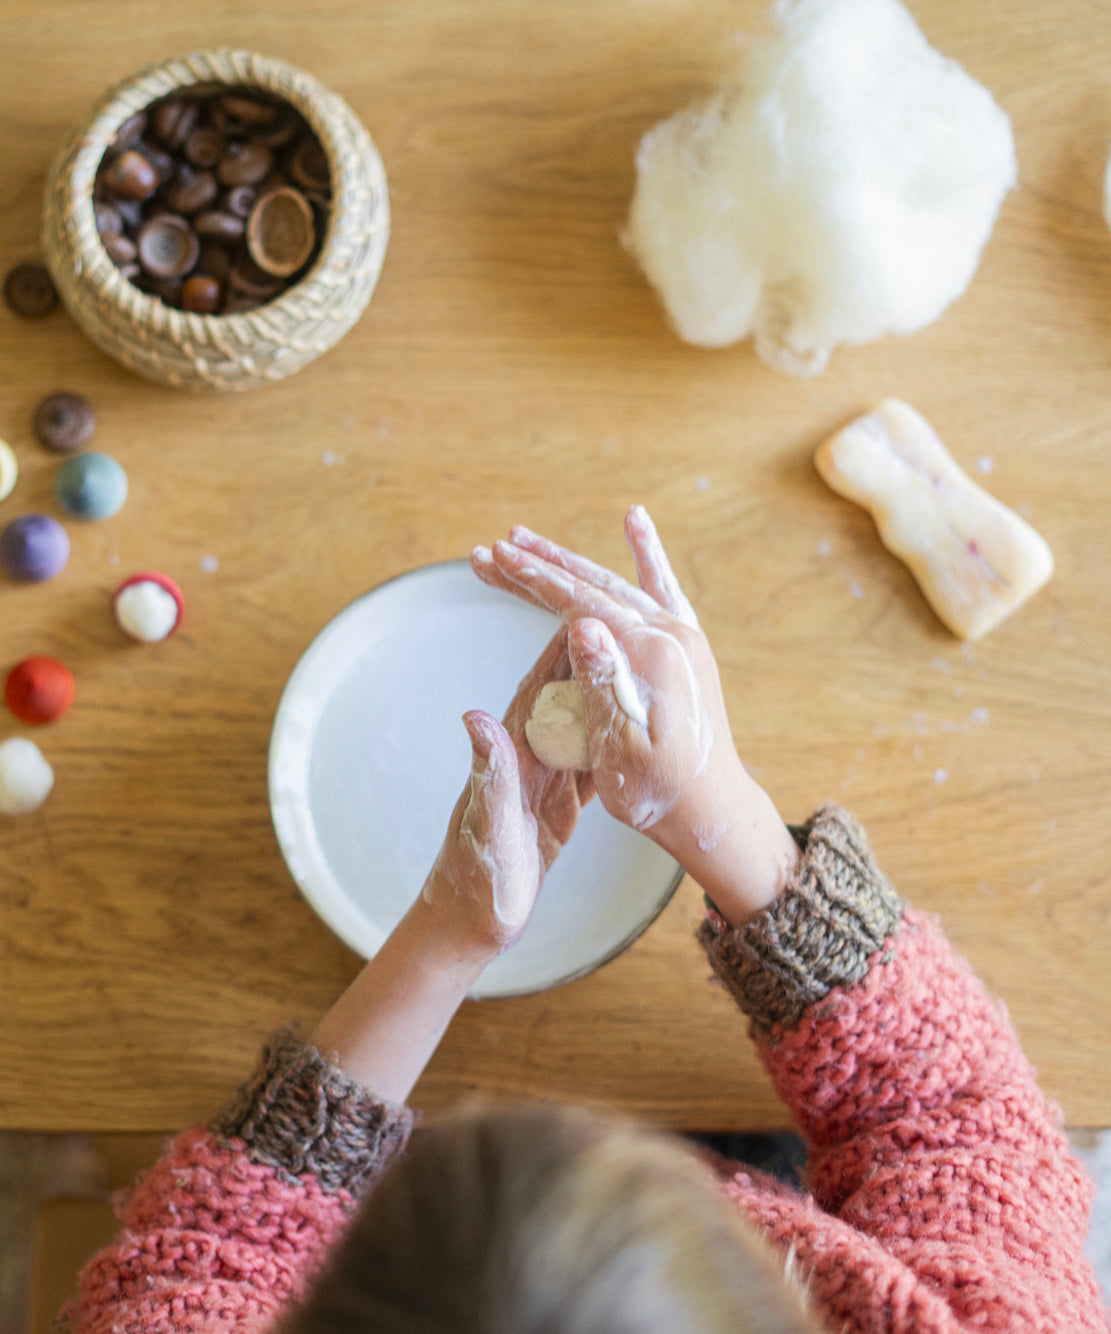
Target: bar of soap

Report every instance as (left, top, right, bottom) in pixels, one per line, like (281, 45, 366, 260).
(526, 680, 590, 771)
(815, 400, 1053, 640)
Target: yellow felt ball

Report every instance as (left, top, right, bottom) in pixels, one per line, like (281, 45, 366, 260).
(0, 438, 17, 503)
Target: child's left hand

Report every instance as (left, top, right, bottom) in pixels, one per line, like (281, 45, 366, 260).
(423, 628, 595, 955)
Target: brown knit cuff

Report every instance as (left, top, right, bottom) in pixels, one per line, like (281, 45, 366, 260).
(698, 805, 903, 1030)
(209, 1028, 414, 1197)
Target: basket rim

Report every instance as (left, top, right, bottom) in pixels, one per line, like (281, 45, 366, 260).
(51, 47, 387, 334)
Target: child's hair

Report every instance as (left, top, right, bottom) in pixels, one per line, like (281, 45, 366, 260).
(283, 1103, 820, 1334)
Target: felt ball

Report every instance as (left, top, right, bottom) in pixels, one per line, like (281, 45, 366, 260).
(56, 452, 129, 521)
(5, 656, 75, 724)
(0, 737, 54, 815)
(0, 439, 17, 503)
(0, 514, 70, 582)
(33, 392, 96, 453)
(113, 572, 184, 642)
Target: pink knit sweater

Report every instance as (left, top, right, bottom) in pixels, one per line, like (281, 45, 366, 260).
(70, 807, 1108, 1333)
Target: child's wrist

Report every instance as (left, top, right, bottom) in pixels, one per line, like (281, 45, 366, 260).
(659, 762, 799, 925)
(407, 885, 502, 977)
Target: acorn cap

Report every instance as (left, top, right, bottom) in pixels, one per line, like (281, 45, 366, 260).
(137, 214, 200, 280)
(247, 187, 315, 278)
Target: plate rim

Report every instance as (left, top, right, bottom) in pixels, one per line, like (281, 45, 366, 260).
(267, 559, 685, 999)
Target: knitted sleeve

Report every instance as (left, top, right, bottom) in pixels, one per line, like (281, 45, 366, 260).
(68, 1030, 413, 1334)
(699, 806, 1107, 1332)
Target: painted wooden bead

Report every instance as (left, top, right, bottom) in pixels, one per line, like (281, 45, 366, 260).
(56, 452, 129, 521)
(5, 656, 75, 724)
(113, 572, 184, 642)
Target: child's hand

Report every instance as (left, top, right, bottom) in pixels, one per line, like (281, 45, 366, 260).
(471, 506, 735, 844)
(423, 630, 594, 955)
(472, 507, 799, 923)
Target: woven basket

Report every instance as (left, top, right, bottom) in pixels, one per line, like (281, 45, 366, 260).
(42, 50, 389, 391)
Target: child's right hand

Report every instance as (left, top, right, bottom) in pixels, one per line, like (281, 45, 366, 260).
(472, 506, 799, 922)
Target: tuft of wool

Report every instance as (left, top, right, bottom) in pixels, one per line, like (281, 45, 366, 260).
(624, 0, 1017, 375)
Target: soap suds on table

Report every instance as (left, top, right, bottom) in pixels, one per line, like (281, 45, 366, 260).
(940, 707, 990, 732)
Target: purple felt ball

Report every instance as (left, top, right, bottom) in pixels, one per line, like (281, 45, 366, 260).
(0, 514, 71, 582)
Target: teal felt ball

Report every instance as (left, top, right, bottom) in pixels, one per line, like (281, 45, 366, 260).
(56, 451, 128, 521)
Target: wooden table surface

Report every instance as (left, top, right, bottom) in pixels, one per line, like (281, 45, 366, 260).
(2, 0, 1109, 1133)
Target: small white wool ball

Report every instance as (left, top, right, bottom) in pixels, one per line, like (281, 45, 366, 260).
(0, 737, 55, 815)
(525, 680, 591, 771)
(113, 573, 184, 643)
(624, 0, 1017, 375)
(115, 582, 180, 642)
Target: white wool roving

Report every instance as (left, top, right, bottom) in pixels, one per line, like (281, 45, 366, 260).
(624, 0, 1017, 375)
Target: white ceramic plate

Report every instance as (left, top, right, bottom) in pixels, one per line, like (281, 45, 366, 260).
(268, 561, 684, 998)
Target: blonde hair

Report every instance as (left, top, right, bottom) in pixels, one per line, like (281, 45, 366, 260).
(283, 1104, 819, 1334)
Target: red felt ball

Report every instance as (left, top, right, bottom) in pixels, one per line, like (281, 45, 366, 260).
(5, 655, 75, 724)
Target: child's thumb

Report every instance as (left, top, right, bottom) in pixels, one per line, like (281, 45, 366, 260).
(462, 710, 521, 806)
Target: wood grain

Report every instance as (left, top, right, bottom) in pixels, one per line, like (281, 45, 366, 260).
(1, 0, 1109, 1132)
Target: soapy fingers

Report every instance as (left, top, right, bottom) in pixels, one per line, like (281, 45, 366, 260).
(426, 709, 541, 950)
(486, 539, 641, 628)
(623, 504, 698, 626)
(507, 524, 662, 618)
(472, 506, 697, 630)
(472, 508, 736, 845)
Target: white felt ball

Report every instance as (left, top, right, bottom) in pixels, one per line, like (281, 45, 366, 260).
(525, 680, 591, 771)
(115, 581, 180, 643)
(0, 737, 55, 815)
(624, 0, 1017, 375)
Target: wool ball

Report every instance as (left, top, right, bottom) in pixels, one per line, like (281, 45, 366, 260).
(624, 0, 1017, 375)
(0, 737, 55, 815)
(5, 656, 75, 724)
(0, 513, 70, 582)
(525, 680, 590, 771)
(113, 572, 184, 642)
(0, 439, 17, 503)
(56, 451, 129, 521)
